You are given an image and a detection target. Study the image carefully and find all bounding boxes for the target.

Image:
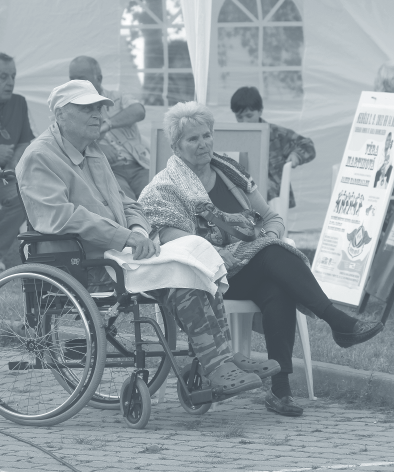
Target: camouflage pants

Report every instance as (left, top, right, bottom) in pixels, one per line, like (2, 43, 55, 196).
(150, 288, 232, 376)
(87, 267, 232, 375)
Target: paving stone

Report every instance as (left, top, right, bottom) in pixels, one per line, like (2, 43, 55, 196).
(1, 382, 394, 472)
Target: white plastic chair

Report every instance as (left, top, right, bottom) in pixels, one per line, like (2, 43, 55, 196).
(331, 163, 340, 194)
(224, 237, 317, 401)
(268, 161, 292, 237)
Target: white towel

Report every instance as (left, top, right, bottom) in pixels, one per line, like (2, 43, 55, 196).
(104, 235, 228, 297)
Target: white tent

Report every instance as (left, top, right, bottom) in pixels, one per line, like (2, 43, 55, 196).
(1, 0, 393, 231)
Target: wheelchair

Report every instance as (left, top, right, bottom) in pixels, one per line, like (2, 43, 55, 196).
(0, 170, 232, 429)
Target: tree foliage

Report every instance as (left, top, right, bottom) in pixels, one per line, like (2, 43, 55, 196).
(125, 0, 194, 105)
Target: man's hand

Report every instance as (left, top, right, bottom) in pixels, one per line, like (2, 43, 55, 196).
(217, 248, 247, 270)
(126, 232, 160, 260)
(99, 121, 111, 139)
(286, 152, 300, 168)
(0, 144, 14, 168)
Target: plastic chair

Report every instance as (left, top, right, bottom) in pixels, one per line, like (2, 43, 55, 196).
(268, 161, 292, 238)
(331, 163, 340, 194)
(151, 122, 271, 198)
(224, 237, 317, 401)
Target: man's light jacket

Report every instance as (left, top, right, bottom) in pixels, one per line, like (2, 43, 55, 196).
(16, 123, 151, 259)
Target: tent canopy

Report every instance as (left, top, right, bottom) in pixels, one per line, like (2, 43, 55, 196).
(1, 0, 393, 232)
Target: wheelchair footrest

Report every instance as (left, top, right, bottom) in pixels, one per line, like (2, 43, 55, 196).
(190, 388, 213, 405)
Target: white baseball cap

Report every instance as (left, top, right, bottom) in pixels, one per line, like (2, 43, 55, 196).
(48, 80, 114, 113)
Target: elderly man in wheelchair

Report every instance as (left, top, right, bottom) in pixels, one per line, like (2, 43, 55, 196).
(0, 80, 279, 429)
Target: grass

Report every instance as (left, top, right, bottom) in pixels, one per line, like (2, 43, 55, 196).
(3, 235, 394, 376)
(218, 419, 246, 439)
(251, 285, 394, 375)
(284, 242, 394, 375)
(72, 435, 107, 449)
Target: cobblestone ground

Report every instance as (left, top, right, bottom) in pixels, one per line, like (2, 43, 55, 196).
(0, 379, 394, 472)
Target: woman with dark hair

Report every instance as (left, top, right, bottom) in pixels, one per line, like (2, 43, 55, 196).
(230, 86, 316, 208)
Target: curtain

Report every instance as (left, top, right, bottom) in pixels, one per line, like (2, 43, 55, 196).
(180, 0, 212, 105)
(288, 0, 394, 231)
(0, 0, 122, 135)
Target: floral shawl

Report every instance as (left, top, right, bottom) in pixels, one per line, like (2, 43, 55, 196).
(139, 152, 314, 317)
(139, 152, 256, 235)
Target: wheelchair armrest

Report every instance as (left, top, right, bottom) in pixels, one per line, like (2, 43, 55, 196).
(18, 231, 86, 264)
(17, 231, 80, 242)
(81, 259, 126, 300)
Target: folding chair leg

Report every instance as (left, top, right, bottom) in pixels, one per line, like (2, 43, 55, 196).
(296, 311, 317, 400)
(157, 378, 168, 403)
(155, 304, 168, 403)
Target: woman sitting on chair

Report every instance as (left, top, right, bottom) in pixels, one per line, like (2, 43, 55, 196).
(139, 101, 384, 417)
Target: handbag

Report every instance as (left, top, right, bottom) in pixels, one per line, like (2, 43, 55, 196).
(195, 202, 263, 247)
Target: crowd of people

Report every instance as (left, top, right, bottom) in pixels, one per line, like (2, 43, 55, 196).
(0, 55, 316, 273)
(0, 51, 388, 417)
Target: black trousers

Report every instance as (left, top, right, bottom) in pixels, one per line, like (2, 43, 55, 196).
(224, 245, 332, 373)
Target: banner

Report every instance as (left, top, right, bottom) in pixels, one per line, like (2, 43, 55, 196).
(312, 92, 394, 306)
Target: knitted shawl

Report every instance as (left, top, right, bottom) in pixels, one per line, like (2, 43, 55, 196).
(139, 152, 314, 317)
(139, 152, 257, 234)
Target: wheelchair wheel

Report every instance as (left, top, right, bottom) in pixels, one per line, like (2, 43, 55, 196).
(177, 363, 212, 415)
(120, 376, 151, 429)
(0, 264, 106, 426)
(87, 304, 177, 410)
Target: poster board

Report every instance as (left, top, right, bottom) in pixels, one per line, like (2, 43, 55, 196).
(312, 92, 394, 307)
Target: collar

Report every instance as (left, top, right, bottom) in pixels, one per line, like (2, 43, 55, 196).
(51, 122, 103, 166)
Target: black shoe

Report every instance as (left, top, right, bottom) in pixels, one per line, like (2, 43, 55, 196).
(264, 389, 303, 417)
(332, 320, 384, 348)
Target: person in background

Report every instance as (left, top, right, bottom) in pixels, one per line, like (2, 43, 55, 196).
(374, 61, 394, 93)
(0, 52, 35, 272)
(230, 86, 316, 208)
(69, 56, 149, 200)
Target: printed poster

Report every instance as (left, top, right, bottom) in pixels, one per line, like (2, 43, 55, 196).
(312, 92, 394, 306)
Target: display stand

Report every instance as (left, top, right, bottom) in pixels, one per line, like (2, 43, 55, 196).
(312, 91, 394, 309)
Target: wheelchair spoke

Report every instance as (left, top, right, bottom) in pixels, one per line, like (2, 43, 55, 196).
(87, 305, 176, 409)
(0, 270, 98, 421)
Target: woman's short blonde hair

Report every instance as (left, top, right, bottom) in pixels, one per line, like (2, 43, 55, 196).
(374, 61, 394, 93)
(163, 101, 214, 148)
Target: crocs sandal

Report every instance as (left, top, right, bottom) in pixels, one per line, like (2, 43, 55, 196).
(229, 353, 281, 379)
(207, 362, 262, 395)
